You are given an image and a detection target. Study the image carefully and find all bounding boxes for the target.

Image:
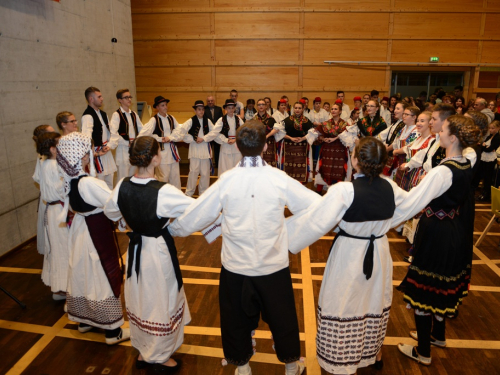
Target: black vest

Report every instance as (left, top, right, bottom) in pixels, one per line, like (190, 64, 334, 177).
(69, 176, 97, 213)
(117, 178, 169, 234)
(427, 160, 471, 212)
(188, 115, 209, 140)
(220, 114, 241, 138)
(422, 140, 446, 169)
(283, 116, 314, 138)
(116, 109, 138, 141)
(153, 114, 174, 151)
(82, 106, 109, 147)
(343, 176, 395, 222)
(385, 120, 405, 146)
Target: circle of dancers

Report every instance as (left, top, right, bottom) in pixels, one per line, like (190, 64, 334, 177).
(31, 85, 500, 374)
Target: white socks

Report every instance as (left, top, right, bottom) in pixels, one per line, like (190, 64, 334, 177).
(285, 362, 298, 375)
(236, 363, 251, 375)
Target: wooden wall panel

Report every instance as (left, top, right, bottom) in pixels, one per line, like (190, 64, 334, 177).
(304, 14, 390, 38)
(215, 40, 299, 62)
(303, 40, 388, 62)
(304, 0, 390, 10)
(214, 0, 300, 7)
(392, 13, 482, 39)
(394, 0, 483, 12)
(214, 14, 300, 37)
(302, 66, 386, 88)
(132, 14, 211, 39)
(391, 40, 479, 63)
(135, 92, 209, 113)
(135, 67, 212, 87)
(132, 0, 210, 10)
(484, 14, 500, 38)
(481, 41, 500, 63)
(215, 67, 300, 87)
(214, 91, 299, 107)
(134, 41, 212, 65)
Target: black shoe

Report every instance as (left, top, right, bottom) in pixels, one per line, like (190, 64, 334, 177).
(372, 359, 383, 370)
(151, 359, 182, 373)
(136, 356, 149, 369)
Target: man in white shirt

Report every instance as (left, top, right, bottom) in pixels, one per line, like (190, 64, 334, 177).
(230, 89, 244, 118)
(176, 100, 221, 196)
(138, 96, 183, 189)
(306, 97, 330, 125)
(337, 91, 351, 121)
(264, 96, 275, 116)
(81, 86, 117, 189)
(109, 88, 143, 182)
(272, 99, 289, 124)
(169, 120, 317, 375)
(214, 99, 244, 176)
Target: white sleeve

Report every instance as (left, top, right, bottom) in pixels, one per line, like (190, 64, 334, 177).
(135, 112, 143, 135)
(138, 117, 160, 141)
(376, 126, 390, 143)
(306, 127, 318, 145)
(179, 119, 194, 144)
(168, 116, 184, 142)
(79, 177, 112, 208)
(109, 112, 124, 149)
(103, 178, 125, 221)
(33, 158, 41, 184)
(406, 146, 427, 170)
(463, 147, 477, 167)
(157, 184, 196, 218)
(81, 114, 94, 139)
(214, 118, 227, 144)
(286, 182, 353, 254)
(339, 125, 358, 149)
(203, 118, 221, 143)
(168, 181, 223, 237)
(274, 121, 286, 142)
(391, 165, 453, 227)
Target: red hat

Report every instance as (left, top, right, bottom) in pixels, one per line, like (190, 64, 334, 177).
(299, 98, 306, 105)
(335, 99, 342, 104)
(353, 96, 362, 101)
(354, 107, 360, 111)
(313, 97, 322, 103)
(382, 96, 390, 102)
(278, 99, 287, 104)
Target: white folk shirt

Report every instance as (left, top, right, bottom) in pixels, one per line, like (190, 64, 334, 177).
(139, 114, 183, 165)
(340, 103, 351, 121)
(215, 115, 244, 155)
(272, 110, 289, 125)
(169, 156, 321, 276)
(109, 107, 143, 149)
(306, 108, 330, 124)
(176, 116, 221, 159)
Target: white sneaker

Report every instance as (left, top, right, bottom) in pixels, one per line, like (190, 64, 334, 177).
(286, 361, 305, 375)
(409, 331, 447, 348)
(397, 343, 431, 366)
(105, 328, 131, 345)
(234, 366, 252, 375)
(52, 293, 66, 301)
(78, 324, 93, 333)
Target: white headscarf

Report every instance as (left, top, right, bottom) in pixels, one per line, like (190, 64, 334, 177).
(56, 132, 96, 220)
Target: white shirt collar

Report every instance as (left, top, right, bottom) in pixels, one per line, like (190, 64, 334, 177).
(237, 156, 267, 168)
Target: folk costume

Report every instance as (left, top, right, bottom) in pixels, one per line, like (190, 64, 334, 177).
(254, 111, 282, 167)
(82, 106, 117, 189)
(205, 104, 223, 166)
(169, 155, 320, 370)
(139, 97, 183, 190)
(215, 102, 245, 176)
(109, 106, 143, 182)
(478, 132, 500, 199)
(306, 107, 330, 125)
(282, 114, 315, 182)
(309, 118, 349, 189)
(379, 119, 405, 176)
(357, 115, 387, 138)
(286, 175, 408, 374)
(394, 158, 474, 359)
(176, 101, 221, 196)
(391, 124, 419, 182)
(33, 157, 46, 255)
(272, 109, 289, 125)
(104, 177, 194, 364)
(33, 158, 69, 293)
(56, 133, 125, 335)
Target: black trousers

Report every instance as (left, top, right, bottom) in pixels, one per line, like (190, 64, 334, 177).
(219, 266, 301, 366)
(481, 160, 496, 197)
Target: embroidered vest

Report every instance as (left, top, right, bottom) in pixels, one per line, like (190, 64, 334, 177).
(220, 114, 241, 138)
(83, 106, 109, 147)
(188, 115, 209, 141)
(68, 176, 97, 213)
(386, 120, 405, 146)
(153, 114, 174, 151)
(116, 109, 138, 142)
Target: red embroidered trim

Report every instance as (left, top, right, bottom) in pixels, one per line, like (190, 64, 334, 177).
(127, 303, 185, 336)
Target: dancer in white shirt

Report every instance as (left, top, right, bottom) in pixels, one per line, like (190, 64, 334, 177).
(109, 89, 143, 181)
(169, 121, 319, 375)
(81, 86, 117, 189)
(139, 96, 183, 189)
(215, 99, 244, 176)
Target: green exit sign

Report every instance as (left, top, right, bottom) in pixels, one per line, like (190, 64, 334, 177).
(430, 57, 439, 63)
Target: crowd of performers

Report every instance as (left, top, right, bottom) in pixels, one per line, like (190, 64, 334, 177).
(30, 83, 496, 374)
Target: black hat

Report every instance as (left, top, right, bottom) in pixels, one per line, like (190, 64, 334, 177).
(153, 95, 170, 108)
(192, 100, 205, 109)
(223, 99, 236, 109)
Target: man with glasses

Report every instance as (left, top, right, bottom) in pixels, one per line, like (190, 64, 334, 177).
(81, 87, 117, 189)
(110, 88, 143, 181)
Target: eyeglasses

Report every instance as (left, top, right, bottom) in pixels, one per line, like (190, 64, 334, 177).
(366, 105, 377, 108)
(257, 103, 266, 106)
(64, 120, 78, 124)
(402, 113, 415, 117)
(121, 96, 133, 100)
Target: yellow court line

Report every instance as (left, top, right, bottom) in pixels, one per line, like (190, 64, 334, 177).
(383, 336, 500, 350)
(473, 231, 500, 236)
(0, 267, 42, 274)
(300, 247, 322, 375)
(0, 320, 52, 335)
(476, 209, 493, 212)
(473, 245, 500, 278)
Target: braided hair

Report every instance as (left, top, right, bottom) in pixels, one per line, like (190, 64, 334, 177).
(446, 115, 480, 149)
(354, 137, 388, 181)
(129, 136, 160, 168)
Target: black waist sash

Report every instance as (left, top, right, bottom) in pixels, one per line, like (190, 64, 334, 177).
(330, 229, 384, 280)
(126, 225, 183, 291)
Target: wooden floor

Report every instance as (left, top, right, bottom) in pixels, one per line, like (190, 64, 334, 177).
(1, 176, 500, 374)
